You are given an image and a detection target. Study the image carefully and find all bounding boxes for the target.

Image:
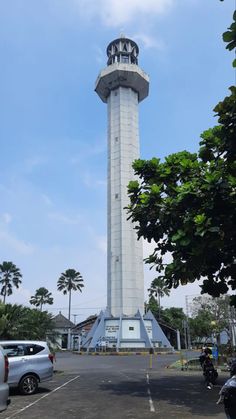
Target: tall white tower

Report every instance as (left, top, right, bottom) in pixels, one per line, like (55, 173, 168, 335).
(83, 37, 172, 351)
(95, 37, 149, 318)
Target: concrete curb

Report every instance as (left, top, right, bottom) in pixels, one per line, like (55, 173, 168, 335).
(71, 350, 175, 356)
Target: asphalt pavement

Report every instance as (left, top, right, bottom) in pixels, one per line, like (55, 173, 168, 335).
(1, 351, 228, 419)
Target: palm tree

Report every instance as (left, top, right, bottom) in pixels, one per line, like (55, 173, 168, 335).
(29, 287, 54, 311)
(0, 261, 22, 304)
(149, 277, 170, 319)
(57, 269, 84, 321)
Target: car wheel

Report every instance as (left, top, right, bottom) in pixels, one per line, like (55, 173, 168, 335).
(19, 375, 38, 395)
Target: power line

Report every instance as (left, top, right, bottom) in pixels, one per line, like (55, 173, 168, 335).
(49, 306, 104, 311)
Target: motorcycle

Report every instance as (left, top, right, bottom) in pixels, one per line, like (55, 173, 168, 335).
(228, 358, 236, 377)
(204, 366, 218, 388)
(202, 356, 218, 388)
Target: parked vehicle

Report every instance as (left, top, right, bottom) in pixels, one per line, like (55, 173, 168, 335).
(217, 363, 236, 418)
(0, 345, 10, 411)
(228, 358, 236, 377)
(0, 341, 54, 395)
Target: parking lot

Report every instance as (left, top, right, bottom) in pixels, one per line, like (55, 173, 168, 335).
(2, 352, 227, 419)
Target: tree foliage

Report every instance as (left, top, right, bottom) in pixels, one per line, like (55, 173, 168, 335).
(0, 261, 22, 303)
(57, 268, 84, 321)
(145, 296, 186, 334)
(30, 287, 54, 311)
(222, 9, 236, 67)
(161, 307, 186, 333)
(145, 295, 159, 319)
(127, 10, 236, 306)
(148, 277, 170, 318)
(0, 303, 55, 340)
(189, 296, 233, 344)
(149, 277, 170, 299)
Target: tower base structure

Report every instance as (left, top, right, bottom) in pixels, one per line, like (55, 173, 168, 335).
(81, 310, 173, 351)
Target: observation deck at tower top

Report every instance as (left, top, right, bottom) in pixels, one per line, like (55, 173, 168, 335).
(95, 36, 149, 103)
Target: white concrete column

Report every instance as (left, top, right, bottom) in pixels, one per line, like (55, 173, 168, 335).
(107, 86, 144, 317)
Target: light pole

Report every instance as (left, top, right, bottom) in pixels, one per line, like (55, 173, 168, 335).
(185, 294, 201, 349)
(185, 296, 192, 349)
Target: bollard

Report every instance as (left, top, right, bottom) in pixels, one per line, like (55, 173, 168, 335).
(149, 348, 154, 369)
(180, 351, 184, 371)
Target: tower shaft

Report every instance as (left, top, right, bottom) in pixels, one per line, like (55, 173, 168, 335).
(107, 86, 144, 317)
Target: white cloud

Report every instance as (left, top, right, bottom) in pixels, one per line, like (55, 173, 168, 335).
(48, 212, 81, 225)
(133, 33, 165, 50)
(96, 235, 107, 254)
(74, 0, 174, 27)
(70, 139, 106, 166)
(93, 45, 105, 64)
(24, 156, 47, 173)
(2, 213, 12, 224)
(7, 286, 32, 306)
(41, 194, 53, 207)
(81, 171, 106, 188)
(0, 230, 34, 255)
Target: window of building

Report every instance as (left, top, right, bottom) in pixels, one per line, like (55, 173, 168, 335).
(121, 55, 129, 64)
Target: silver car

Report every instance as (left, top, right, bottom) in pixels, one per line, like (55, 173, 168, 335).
(0, 345, 10, 411)
(0, 340, 54, 395)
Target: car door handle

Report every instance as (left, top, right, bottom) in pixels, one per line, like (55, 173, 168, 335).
(21, 358, 27, 361)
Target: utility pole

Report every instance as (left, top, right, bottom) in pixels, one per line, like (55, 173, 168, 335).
(185, 294, 201, 350)
(185, 296, 191, 349)
(230, 306, 236, 347)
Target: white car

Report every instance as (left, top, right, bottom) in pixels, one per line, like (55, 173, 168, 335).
(0, 340, 54, 395)
(0, 345, 10, 411)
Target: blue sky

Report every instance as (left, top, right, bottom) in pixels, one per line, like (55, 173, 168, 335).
(0, 0, 234, 322)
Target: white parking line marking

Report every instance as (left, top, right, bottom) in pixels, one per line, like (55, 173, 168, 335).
(5, 375, 80, 419)
(146, 373, 155, 412)
(147, 388, 155, 412)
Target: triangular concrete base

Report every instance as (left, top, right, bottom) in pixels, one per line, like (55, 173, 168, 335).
(81, 309, 173, 351)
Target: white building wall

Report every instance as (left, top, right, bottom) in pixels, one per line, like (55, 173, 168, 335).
(105, 319, 120, 339)
(107, 86, 144, 317)
(144, 320, 153, 339)
(122, 319, 141, 339)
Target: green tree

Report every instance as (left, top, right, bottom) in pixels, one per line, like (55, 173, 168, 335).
(145, 295, 160, 318)
(0, 303, 27, 339)
(149, 277, 170, 319)
(30, 287, 54, 311)
(0, 303, 55, 340)
(190, 295, 232, 346)
(189, 311, 215, 345)
(127, 11, 236, 306)
(57, 269, 84, 321)
(0, 261, 22, 303)
(161, 307, 186, 334)
(222, 9, 236, 68)
(22, 308, 55, 340)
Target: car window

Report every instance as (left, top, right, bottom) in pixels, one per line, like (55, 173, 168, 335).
(2, 344, 25, 357)
(24, 344, 44, 355)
